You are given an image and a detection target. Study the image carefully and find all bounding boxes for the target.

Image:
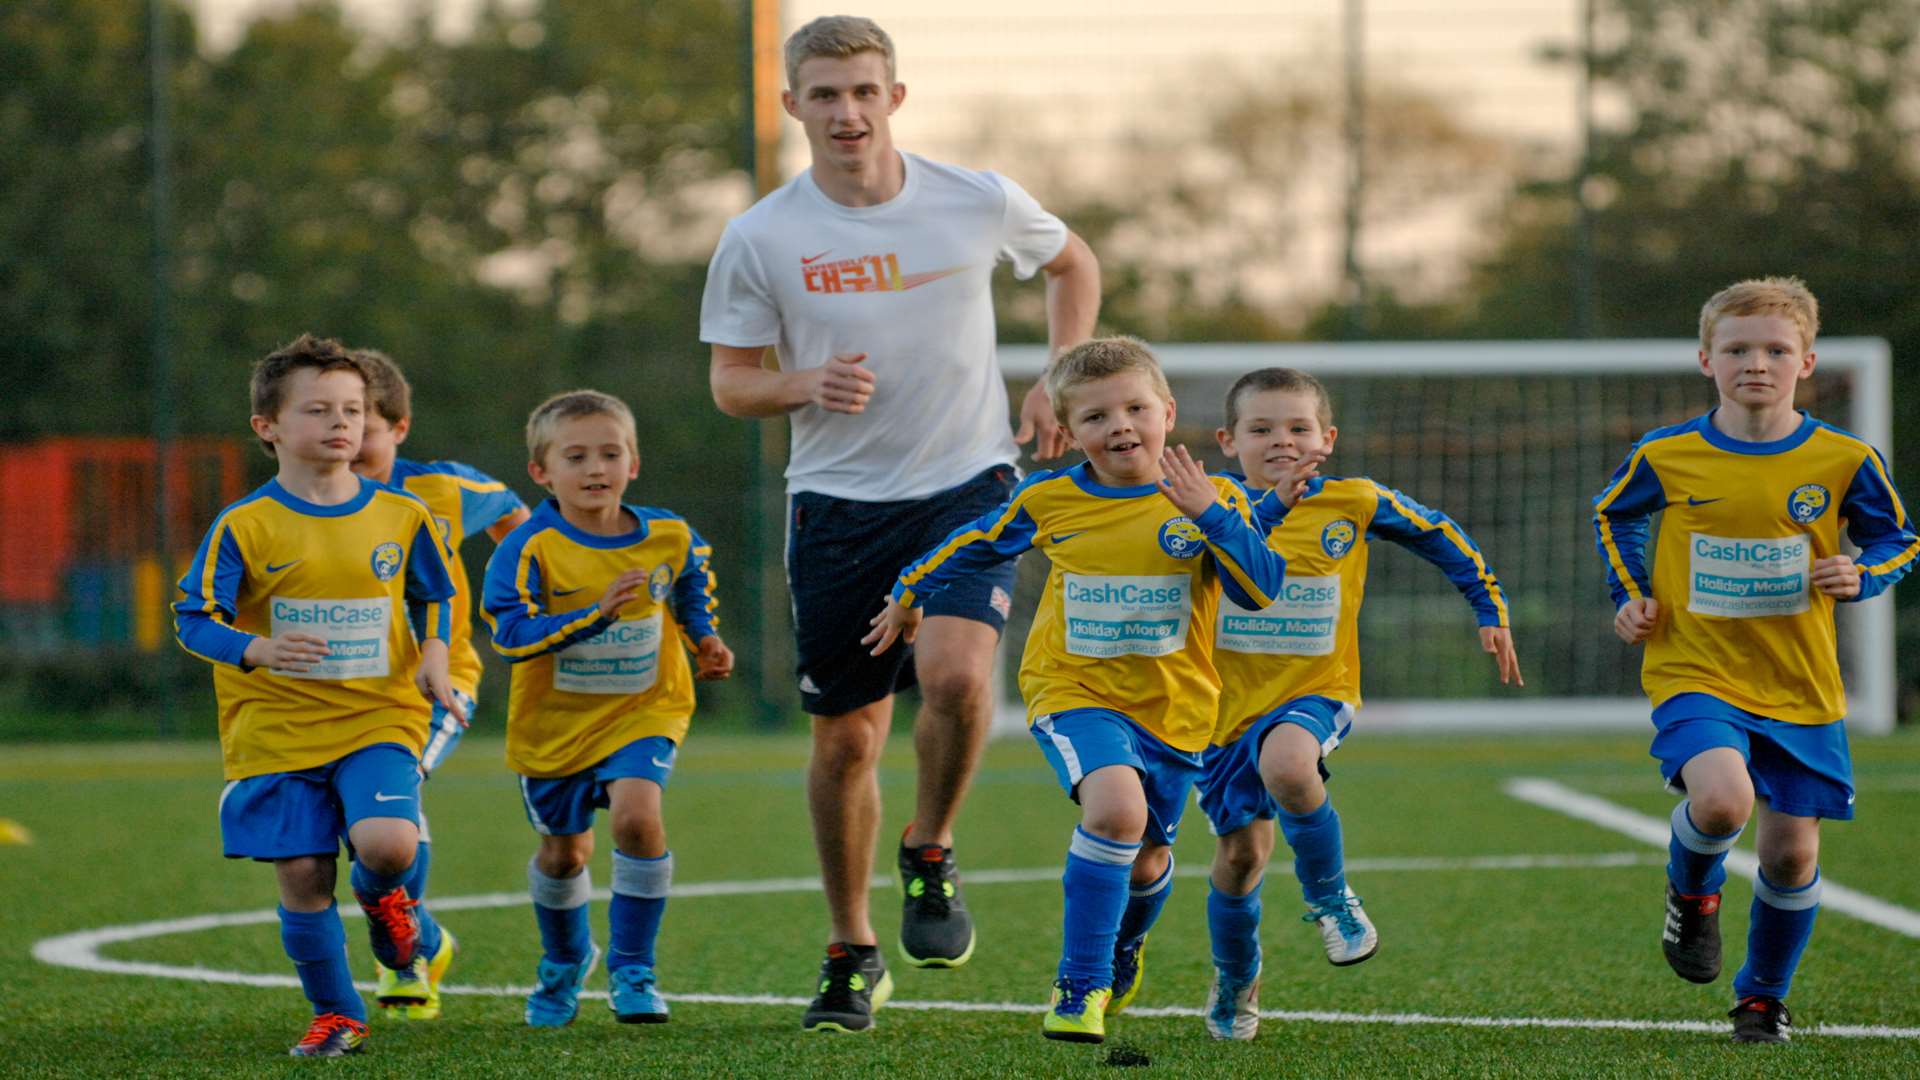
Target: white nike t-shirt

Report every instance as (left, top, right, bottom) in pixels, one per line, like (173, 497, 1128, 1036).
(700, 152, 1069, 502)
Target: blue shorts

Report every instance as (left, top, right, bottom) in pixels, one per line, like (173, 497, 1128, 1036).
(1031, 708, 1204, 847)
(219, 743, 422, 861)
(1197, 696, 1355, 837)
(518, 736, 678, 837)
(419, 688, 476, 776)
(1651, 693, 1854, 820)
(787, 465, 1019, 717)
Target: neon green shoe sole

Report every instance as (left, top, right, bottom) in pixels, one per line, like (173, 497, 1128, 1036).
(375, 927, 454, 1017)
(1042, 983, 1111, 1043)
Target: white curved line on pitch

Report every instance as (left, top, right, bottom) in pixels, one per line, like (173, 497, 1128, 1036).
(1504, 778, 1920, 938)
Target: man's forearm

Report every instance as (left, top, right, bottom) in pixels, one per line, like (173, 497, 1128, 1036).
(711, 353, 808, 418)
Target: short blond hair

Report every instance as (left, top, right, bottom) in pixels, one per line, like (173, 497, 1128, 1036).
(1699, 276, 1820, 352)
(1047, 336, 1173, 425)
(525, 389, 638, 465)
(785, 15, 896, 89)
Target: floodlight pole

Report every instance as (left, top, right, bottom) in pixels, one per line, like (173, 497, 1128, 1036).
(746, 0, 789, 726)
(1341, 0, 1366, 338)
(1573, 0, 1598, 337)
(150, 0, 177, 734)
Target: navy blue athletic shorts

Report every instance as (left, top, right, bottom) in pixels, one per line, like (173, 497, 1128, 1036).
(786, 464, 1019, 717)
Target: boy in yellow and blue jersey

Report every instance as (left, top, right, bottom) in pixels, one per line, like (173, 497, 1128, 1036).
(867, 338, 1289, 1044)
(1593, 277, 1919, 1044)
(483, 390, 733, 1029)
(1196, 368, 1521, 1040)
(350, 348, 530, 1019)
(174, 335, 465, 1058)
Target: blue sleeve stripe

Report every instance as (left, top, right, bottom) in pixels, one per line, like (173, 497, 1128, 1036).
(513, 547, 542, 618)
(1864, 539, 1920, 579)
(492, 608, 603, 658)
(896, 491, 1033, 604)
(1593, 449, 1650, 603)
(1863, 448, 1912, 529)
(1201, 499, 1279, 609)
(1373, 482, 1510, 624)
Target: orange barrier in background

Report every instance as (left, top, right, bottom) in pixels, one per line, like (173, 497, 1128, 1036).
(0, 437, 246, 650)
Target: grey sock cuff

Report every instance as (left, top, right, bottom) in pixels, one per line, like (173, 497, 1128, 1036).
(1672, 800, 1743, 855)
(612, 850, 673, 899)
(1131, 854, 1174, 898)
(1754, 869, 1822, 911)
(528, 858, 593, 910)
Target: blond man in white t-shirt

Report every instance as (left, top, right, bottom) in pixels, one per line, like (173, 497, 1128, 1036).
(701, 14, 1100, 1034)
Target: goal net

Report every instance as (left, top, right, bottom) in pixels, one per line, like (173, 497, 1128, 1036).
(994, 339, 1897, 735)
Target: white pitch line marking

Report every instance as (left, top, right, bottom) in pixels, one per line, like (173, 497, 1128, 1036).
(29, 851, 1920, 1041)
(1504, 778, 1920, 939)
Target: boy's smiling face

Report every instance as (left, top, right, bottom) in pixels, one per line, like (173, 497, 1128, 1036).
(1062, 371, 1175, 487)
(529, 413, 638, 516)
(1217, 388, 1337, 491)
(1700, 313, 1815, 416)
(252, 367, 365, 465)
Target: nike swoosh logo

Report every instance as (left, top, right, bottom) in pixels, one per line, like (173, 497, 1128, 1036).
(801, 250, 832, 264)
(265, 560, 302, 573)
(372, 792, 412, 802)
(1050, 531, 1086, 544)
(553, 586, 586, 597)
(1686, 496, 1724, 506)
(651, 756, 674, 769)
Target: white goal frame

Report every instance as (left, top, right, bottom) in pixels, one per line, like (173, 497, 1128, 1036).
(997, 338, 1897, 735)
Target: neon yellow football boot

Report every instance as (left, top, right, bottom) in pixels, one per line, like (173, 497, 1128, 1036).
(1042, 979, 1111, 1043)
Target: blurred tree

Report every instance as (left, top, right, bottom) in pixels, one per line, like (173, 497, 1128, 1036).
(0, 0, 202, 437)
(2, 0, 765, 724)
(976, 71, 1514, 344)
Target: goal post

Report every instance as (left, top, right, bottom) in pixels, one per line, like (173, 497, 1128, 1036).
(994, 338, 1898, 736)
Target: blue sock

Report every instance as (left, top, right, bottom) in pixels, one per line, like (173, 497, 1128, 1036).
(1734, 870, 1821, 1001)
(1667, 801, 1742, 896)
(609, 850, 672, 971)
(279, 903, 366, 1022)
(1278, 797, 1346, 905)
(1115, 854, 1173, 952)
(1207, 881, 1264, 981)
(405, 841, 432, 901)
(1058, 827, 1139, 986)
(528, 859, 594, 965)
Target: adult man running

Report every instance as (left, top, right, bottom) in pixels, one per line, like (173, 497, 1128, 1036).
(701, 14, 1100, 1033)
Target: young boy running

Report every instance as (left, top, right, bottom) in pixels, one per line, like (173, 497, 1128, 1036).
(1593, 277, 1918, 1042)
(350, 348, 530, 1019)
(482, 390, 734, 1028)
(1196, 367, 1521, 1040)
(174, 335, 465, 1057)
(866, 337, 1288, 1044)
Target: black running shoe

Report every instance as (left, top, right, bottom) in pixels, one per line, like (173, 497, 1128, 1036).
(1730, 995, 1791, 1043)
(801, 943, 894, 1033)
(1662, 883, 1722, 984)
(898, 841, 976, 967)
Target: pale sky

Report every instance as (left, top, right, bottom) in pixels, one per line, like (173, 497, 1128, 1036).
(190, 0, 1583, 157)
(189, 0, 1585, 308)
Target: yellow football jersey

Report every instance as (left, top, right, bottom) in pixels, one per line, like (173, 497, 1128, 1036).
(894, 463, 1285, 752)
(1213, 476, 1510, 745)
(174, 477, 455, 780)
(482, 499, 719, 778)
(1594, 412, 1918, 724)
(388, 458, 527, 697)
